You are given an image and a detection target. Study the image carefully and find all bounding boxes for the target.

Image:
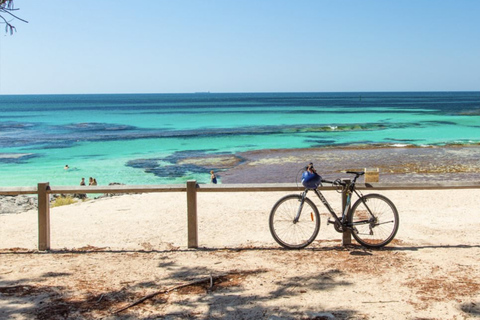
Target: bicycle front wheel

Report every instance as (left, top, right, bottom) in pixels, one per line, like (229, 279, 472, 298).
(269, 194, 320, 249)
(348, 194, 399, 248)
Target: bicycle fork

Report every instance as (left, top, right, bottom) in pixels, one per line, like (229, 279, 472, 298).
(293, 191, 308, 223)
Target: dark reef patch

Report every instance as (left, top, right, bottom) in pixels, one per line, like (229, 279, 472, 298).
(386, 138, 425, 143)
(304, 139, 337, 146)
(126, 150, 244, 179)
(457, 108, 480, 116)
(126, 158, 162, 170)
(27, 141, 79, 150)
(0, 121, 37, 130)
(0, 153, 40, 164)
(424, 120, 457, 125)
(146, 164, 207, 178)
(63, 122, 137, 132)
(0, 120, 431, 151)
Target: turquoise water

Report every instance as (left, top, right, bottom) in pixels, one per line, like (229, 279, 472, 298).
(1, 92, 479, 186)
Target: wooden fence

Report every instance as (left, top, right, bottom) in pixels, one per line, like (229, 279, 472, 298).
(1, 180, 480, 251)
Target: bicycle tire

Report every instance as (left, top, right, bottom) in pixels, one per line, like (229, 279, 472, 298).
(269, 194, 320, 249)
(348, 193, 399, 248)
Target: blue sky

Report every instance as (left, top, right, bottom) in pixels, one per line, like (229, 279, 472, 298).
(0, 0, 479, 94)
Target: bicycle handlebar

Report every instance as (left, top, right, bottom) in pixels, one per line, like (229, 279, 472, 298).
(305, 163, 365, 187)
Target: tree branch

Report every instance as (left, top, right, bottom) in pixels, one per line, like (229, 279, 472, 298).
(0, 8, 28, 24)
(113, 273, 229, 314)
(0, 0, 27, 34)
(0, 13, 14, 34)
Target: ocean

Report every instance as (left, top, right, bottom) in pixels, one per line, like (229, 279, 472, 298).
(0, 92, 479, 187)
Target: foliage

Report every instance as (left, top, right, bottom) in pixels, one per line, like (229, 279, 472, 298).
(51, 196, 77, 208)
(0, 0, 27, 34)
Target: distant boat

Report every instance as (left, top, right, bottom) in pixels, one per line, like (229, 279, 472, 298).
(194, 91, 211, 94)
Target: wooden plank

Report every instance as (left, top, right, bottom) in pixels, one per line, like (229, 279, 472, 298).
(48, 184, 186, 194)
(186, 180, 198, 248)
(194, 182, 480, 192)
(0, 187, 38, 195)
(196, 183, 329, 192)
(3, 182, 479, 197)
(37, 182, 51, 251)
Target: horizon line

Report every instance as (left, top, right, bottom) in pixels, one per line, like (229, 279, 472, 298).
(0, 90, 479, 96)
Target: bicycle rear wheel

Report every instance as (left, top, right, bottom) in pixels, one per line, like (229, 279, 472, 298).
(348, 194, 399, 248)
(269, 194, 320, 249)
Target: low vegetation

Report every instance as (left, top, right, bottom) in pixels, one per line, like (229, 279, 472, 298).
(51, 196, 76, 208)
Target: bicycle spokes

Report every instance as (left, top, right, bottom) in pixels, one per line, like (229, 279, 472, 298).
(349, 194, 399, 248)
(269, 195, 321, 249)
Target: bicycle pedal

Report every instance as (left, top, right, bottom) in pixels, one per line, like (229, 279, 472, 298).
(327, 219, 335, 225)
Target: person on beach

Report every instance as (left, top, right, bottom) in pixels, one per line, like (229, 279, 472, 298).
(92, 178, 97, 186)
(89, 177, 93, 185)
(64, 165, 69, 170)
(210, 170, 217, 184)
(78, 178, 87, 199)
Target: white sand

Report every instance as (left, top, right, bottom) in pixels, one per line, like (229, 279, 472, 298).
(1, 189, 479, 319)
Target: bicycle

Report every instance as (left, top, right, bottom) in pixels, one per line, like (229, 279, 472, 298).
(269, 165, 399, 249)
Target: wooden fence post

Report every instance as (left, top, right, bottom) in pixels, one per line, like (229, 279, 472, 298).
(38, 182, 51, 251)
(186, 180, 198, 248)
(342, 179, 352, 246)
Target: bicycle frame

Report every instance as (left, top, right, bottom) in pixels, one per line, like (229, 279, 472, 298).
(296, 178, 373, 229)
(312, 189, 352, 224)
(293, 189, 335, 223)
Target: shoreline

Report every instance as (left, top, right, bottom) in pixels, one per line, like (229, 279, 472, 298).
(2, 144, 480, 188)
(219, 144, 480, 184)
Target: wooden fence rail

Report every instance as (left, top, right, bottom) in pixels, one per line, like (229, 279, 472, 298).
(1, 180, 480, 251)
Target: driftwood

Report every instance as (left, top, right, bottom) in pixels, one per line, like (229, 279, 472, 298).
(114, 273, 227, 314)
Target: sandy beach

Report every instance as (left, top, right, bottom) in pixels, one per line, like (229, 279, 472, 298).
(1, 188, 479, 319)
